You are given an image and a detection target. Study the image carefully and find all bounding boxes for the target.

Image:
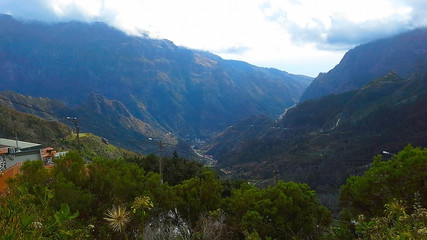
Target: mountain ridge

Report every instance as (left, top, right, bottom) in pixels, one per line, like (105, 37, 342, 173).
(0, 14, 311, 141)
(0, 91, 175, 154)
(205, 71, 427, 210)
(300, 28, 427, 102)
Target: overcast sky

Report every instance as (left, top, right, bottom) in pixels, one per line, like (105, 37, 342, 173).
(1, 0, 427, 77)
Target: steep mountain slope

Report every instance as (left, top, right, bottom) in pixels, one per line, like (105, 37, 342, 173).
(205, 72, 427, 209)
(0, 104, 71, 147)
(300, 28, 427, 102)
(0, 103, 139, 161)
(0, 14, 311, 139)
(0, 91, 175, 154)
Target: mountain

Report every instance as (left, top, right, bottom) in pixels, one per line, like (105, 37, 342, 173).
(0, 91, 177, 154)
(0, 102, 139, 160)
(0, 102, 71, 147)
(205, 71, 427, 210)
(300, 28, 427, 102)
(0, 14, 311, 142)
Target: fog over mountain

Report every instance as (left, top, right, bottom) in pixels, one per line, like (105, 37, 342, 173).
(2, 0, 427, 76)
(204, 29, 427, 208)
(300, 28, 427, 101)
(0, 14, 311, 153)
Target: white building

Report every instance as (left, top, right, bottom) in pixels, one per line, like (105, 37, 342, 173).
(0, 138, 43, 172)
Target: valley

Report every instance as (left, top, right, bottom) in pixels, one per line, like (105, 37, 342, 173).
(0, 11, 426, 240)
(0, 15, 426, 198)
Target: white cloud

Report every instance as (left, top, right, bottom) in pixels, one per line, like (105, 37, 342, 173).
(0, 0, 426, 77)
(261, 0, 418, 49)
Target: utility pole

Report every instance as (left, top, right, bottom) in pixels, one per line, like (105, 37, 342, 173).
(158, 141, 164, 183)
(15, 132, 19, 149)
(273, 169, 279, 185)
(67, 117, 80, 151)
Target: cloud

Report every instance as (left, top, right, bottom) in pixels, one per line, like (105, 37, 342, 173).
(261, 0, 427, 51)
(0, 0, 122, 28)
(0, 0, 57, 21)
(324, 17, 411, 48)
(1, 0, 426, 77)
(3, 1, 426, 51)
(217, 45, 251, 55)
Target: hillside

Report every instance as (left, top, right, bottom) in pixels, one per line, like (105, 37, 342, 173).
(0, 104, 71, 147)
(0, 14, 311, 141)
(0, 91, 176, 154)
(0, 103, 139, 160)
(205, 72, 427, 209)
(300, 28, 427, 102)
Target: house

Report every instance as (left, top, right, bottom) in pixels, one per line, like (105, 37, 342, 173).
(0, 138, 63, 192)
(41, 147, 56, 165)
(0, 138, 43, 172)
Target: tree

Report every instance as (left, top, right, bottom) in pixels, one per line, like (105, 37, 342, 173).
(174, 170, 224, 234)
(87, 158, 146, 206)
(13, 160, 50, 188)
(0, 184, 87, 239)
(126, 152, 204, 186)
(335, 145, 427, 239)
(224, 181, 331, 239)
(356, 198, 427, 239)
(53, 151, 87, 188)
(340, 145, 427, 218)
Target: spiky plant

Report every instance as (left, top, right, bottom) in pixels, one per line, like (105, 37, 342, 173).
(104, 205, 130, 233)
(132, 196, 154, 215)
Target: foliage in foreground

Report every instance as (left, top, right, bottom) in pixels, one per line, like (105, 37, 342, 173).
(329, 145, 427, 239)
(356, 198, 427, 239)
(0, 151, 331, 239)
(2, 145, 424, 239)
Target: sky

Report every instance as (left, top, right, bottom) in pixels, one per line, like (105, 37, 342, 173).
(1, 0, 427, 77)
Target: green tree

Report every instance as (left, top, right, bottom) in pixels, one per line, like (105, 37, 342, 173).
(335, 145, 427, 239)
(126, 152, 204, 186)
(53, 151, 87, 187)
(174, 170, 224, 233)
(0, 184, 87, 239)
(356, 198, 427, 239)
(340, 145, 427, 218)
(13, 160, 50, 188)
(87, 158, 146, 206)
(224, 181, 331, 239)
(50, 175, 94, 218)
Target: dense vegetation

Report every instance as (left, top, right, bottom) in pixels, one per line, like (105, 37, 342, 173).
(0, 91, 176, 155)
(0, 151, 330, 239)
(207, 72, 427, 212)
(331, 145, 427, 239)
(0, 105, 71, 147)
(0, 105, 138, 160)
(1, 145, 425, 239)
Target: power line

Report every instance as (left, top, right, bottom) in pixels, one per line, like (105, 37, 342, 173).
(0, 97, 196, 156)
(0, 95, 64, 119)
(0, 95, 383, 165)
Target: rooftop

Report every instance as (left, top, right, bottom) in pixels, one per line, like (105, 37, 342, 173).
(0, 138, 42, 150)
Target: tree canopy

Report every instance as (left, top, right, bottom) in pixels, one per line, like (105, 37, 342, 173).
(0, 151, 333, 239)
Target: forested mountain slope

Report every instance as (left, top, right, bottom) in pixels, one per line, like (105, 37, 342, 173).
(0, 14, 311, 140)
(205, 72, 427, 208)
(0, 91, 175, 154)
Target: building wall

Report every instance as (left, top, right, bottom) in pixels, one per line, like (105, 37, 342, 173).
(4, 149, 42, 169)
(0, 162, 22, 192)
